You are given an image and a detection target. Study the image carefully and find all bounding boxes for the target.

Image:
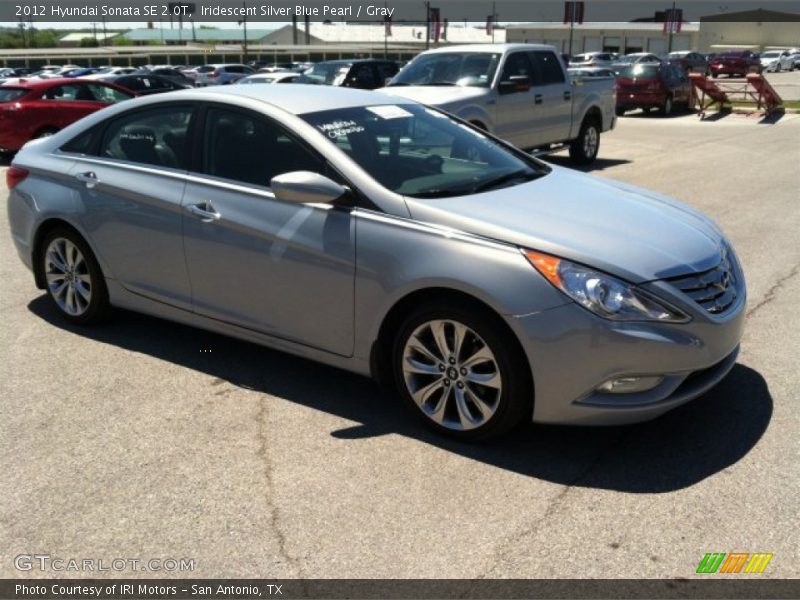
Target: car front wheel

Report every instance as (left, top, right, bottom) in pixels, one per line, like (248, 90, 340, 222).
(40, 227, 110, 324)
(392, 303, 531, 441)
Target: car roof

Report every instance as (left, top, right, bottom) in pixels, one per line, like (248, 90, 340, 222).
(9, 77, 110, 90)
(424, 43, 555, 54)
(162, 84, 416, 115)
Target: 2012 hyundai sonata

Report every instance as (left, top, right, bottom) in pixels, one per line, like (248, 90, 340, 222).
(6, 85, 746, 440)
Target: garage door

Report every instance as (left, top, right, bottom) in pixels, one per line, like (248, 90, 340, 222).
(671, 35, 691, 51)
(625, 37, 644, 53)
(648, 38, 668, 54)
(583, 36, 601, 52)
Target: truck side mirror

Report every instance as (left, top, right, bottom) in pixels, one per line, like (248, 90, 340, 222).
(498, 75, 531, 94)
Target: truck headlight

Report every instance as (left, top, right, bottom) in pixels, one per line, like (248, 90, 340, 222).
(524, 249, 690, 323)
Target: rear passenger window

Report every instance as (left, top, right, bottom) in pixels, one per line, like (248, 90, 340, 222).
(531, 51, 566, 84)
(202, 107, 325, 188)
(99, 106, 193, 169)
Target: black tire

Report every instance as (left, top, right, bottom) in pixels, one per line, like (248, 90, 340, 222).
(661, 94, 674, 116)
(711, 72, 718, 79)
(391, 301, 532, 441)
(615, 107, 626, 117)
(568, 117, 600, 165)
(39, 227, 111, 325)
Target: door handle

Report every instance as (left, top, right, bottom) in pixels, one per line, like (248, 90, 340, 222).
(75, 171, 98, 189)
(534, 94, 543, 104)
(563, 90, 572, 101)
(187, 202, 221, 223)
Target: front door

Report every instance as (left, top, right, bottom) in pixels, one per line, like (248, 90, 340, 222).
(181, 106, 356, 356)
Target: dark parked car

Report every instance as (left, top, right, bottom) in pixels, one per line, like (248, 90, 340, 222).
(667, 51, 709, 74)
(0, 78, 134, 153)
(147, 67, 195, 85)
(297, 59, 399, 90)
(709, 51, 761, 78)
(615, 62, 692, 116)
(100, 73, 193, 95)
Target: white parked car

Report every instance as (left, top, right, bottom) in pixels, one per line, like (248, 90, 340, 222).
(236, 72, 300, 85)
(569, 52, 616, 68)
(759, 50, 793, 72)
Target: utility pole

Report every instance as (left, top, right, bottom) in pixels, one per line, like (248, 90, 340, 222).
(101, 15, 107, 45)
(425, 1, 430, 50)
(668, 1, 676, 53)
(17, 17, 26, 48)
(238, 1, 249, 64)
(491, 1, 496, 44)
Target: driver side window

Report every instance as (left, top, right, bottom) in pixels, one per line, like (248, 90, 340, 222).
(500, 52, 533, 82)
(202, 107, 325, 188)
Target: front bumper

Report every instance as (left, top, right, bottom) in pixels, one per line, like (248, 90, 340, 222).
(509, 296, 745, 425)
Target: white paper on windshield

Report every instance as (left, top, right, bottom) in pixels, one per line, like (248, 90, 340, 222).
(366, 105, 413, 119)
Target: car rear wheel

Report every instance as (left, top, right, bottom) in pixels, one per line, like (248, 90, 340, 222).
(615, 107, 626, 117)
(661, 95, 673, 116)
(40, 228, 110, 325)
(392, 303, 531, 441)
(569, 117, 600, 165)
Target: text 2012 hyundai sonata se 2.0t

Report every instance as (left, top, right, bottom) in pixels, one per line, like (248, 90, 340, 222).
(6, 85, 746, 440)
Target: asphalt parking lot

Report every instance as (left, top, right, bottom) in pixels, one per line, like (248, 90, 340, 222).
(1, 110, 799, 580)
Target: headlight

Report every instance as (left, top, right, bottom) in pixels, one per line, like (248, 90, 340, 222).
(523, 249, 690, 323)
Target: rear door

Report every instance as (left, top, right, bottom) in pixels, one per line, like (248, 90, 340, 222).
(181, 105, 356, 356)
(66, 103, 195, 308)
(528, 50, 572, 145)
(37, 83, 112, 128)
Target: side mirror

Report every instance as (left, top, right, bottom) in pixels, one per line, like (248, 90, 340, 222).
(270, 171, 347, 205)
(498, 75, 531, 94)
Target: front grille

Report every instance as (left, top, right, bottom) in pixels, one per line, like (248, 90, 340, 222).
(664, 252, 738, 315)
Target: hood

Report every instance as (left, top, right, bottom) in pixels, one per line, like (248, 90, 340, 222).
(376, 85, 488, 108)
(405, 165, 724, 283)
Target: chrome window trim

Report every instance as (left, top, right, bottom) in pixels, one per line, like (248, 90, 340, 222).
(67, 154, 278, 200)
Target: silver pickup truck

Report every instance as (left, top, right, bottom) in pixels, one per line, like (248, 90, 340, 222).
(378, 43, 617, 164)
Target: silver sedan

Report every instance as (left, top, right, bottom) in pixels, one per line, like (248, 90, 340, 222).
(6, 85, 746, 440)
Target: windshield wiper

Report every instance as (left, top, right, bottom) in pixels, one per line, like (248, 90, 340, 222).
(470, 169, 540, 193)
(418, 82, 458, 86)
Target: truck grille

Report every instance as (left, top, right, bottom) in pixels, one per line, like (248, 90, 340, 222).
(664, 253, 738, 315)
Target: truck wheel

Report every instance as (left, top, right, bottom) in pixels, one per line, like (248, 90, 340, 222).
(569, 118, 600, 165)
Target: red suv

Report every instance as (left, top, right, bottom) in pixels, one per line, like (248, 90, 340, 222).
(709, 51, 761, 78)
(615, 62, 692, 116)
(0, 78, 134, 153)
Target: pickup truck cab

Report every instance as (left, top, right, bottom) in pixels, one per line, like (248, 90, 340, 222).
(379, 43, 616, 164)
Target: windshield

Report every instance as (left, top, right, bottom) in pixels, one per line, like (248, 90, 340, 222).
(301, 104, 548, 198)
(617, 65, 660, 80)
(616, 55, 639, 64)
(0, 88, 28, 102)
(297, 62, 349, 85)
(387, 52, 501, 88)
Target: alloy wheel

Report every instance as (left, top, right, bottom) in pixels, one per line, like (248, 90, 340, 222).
(583, 125, 598, 159)
(45, 237, 92, 316)
(401, 319, 502, 431)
